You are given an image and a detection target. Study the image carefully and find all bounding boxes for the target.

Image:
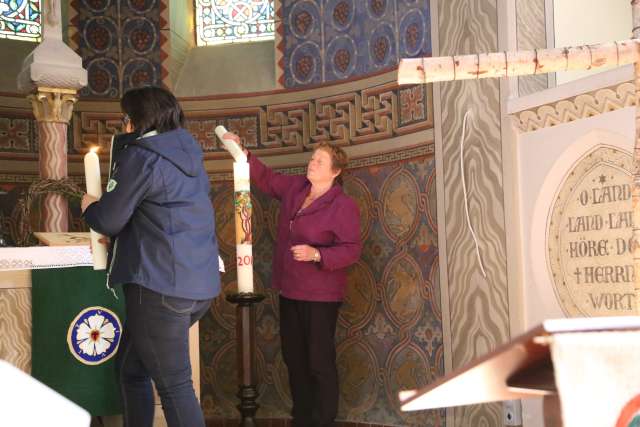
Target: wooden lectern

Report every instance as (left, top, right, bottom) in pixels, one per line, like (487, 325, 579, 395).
(398, 317, 640, 425)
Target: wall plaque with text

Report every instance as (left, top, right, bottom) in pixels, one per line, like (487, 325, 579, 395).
(548, 146, 636, 316)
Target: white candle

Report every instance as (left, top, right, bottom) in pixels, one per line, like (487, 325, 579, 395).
(234, 161, 253, 293)
(84, 147, 107, 270)
(215, 126, 254, 293)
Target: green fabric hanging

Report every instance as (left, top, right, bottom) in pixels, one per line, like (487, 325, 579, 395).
(31, 267, 125, 416)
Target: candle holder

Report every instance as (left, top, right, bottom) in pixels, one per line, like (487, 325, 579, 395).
(225, 292, 265, 427)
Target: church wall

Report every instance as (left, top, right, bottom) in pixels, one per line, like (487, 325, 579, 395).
(515, 0, 550, 95)
(507, 67, 637, 427)
(166, 0, 195, 90)
(513, 0, 633, 95)
(174, 41, 276, 97)
(0, 40, 36, 93)
(0, 1, 455, 424)
(202, 147, 442, 425)
(275, 0, 431, 89)
(0, 271, 31, 374)
(67, 0, 168, 98)
(433, 0, 510, 426)
(2, 0, 637, 421)
(0, 64, 443, 425)
(67, 0, 276, 97)
(553, 0, 631, 85)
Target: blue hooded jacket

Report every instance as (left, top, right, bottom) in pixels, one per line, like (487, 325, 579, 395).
(84, 128, 221, 300)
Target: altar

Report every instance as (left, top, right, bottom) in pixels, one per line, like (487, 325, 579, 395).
(0, 240, 201, 426)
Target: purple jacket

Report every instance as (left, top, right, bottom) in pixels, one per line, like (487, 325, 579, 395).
(249, 153, 361, 302)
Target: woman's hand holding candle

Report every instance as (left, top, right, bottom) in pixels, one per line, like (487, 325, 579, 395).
(81, 194, 98, 212)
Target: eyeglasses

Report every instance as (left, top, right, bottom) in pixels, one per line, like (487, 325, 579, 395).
(121, 114, 131, 127)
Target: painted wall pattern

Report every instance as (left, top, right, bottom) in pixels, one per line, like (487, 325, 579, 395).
(0, 40, 440, 427)
(68, 0, 168, 98)
(515, 82, 636, 133)
(276, 0, 431, 88)
(0, 97, 439, 426)
(201, 149, 443, 425)
(0, 144, 442, 426)
(0, 289, 32, 373)
(68, 82, 432, 157)
(516, 0, 549, 96)
(0, 71, 433, 240)
(0, 83, 432, 158)
(2, 3, 629, 426)
(0, 110, 38, 153)
(437, 0, 509, 426)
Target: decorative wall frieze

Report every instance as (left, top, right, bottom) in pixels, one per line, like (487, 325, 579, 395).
(514, 82, 636, 133)
(0, 111, 37, 153)
(71, 82, 433, 157)
(1, 77, 433, 163)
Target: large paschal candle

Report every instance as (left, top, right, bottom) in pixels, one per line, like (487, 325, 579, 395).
(215, 126, 253, 293)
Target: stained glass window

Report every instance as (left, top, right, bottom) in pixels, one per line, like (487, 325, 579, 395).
(195, 0, 274, 46)
(0, 0, 41, 42)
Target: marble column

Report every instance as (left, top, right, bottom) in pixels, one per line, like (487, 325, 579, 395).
(17, 0, 87, 232)
(28, 89, 77, 231)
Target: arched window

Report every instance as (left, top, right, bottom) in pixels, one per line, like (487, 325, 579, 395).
(0, 0, 41, 42)
(195, 0, 274, 46)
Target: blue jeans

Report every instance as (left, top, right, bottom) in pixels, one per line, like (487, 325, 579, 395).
(117, 283, 211, 427)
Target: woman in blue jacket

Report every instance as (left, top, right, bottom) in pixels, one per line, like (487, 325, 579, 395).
(81, 86, 220, 427)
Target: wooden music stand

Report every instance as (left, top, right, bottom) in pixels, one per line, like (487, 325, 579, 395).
(399, 317, 640, 414)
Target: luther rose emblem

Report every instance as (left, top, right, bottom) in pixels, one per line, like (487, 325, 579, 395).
(67, 307, 122, 365)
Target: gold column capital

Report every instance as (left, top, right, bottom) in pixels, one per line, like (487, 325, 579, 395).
(28, 87, 78, 123)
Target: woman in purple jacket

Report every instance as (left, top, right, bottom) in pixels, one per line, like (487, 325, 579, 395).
(224, 134, 362, 427)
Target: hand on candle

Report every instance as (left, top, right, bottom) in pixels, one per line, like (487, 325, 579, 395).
(90, 236, 110, 254)
(222, 132, 248, 155)
(291, 244, 320, 262)
(81, 194, 98, 213)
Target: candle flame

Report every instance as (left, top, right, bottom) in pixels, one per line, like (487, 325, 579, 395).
(90, 146, 99, 154)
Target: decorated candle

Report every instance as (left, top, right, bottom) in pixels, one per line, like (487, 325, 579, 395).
(215, 126, 253, 293)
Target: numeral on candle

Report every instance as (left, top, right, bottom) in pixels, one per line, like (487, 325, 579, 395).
(237, 255, 253, 266)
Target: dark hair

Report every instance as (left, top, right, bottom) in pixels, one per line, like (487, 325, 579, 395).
(120, 86, 185, 136)
(315, 142, 349, 185)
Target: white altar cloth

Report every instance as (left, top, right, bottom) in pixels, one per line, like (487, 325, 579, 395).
(0, 246, 92, 271)
(0, 246, 225, 273)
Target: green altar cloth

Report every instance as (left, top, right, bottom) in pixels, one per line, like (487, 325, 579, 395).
(32, 267, 125, 416)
